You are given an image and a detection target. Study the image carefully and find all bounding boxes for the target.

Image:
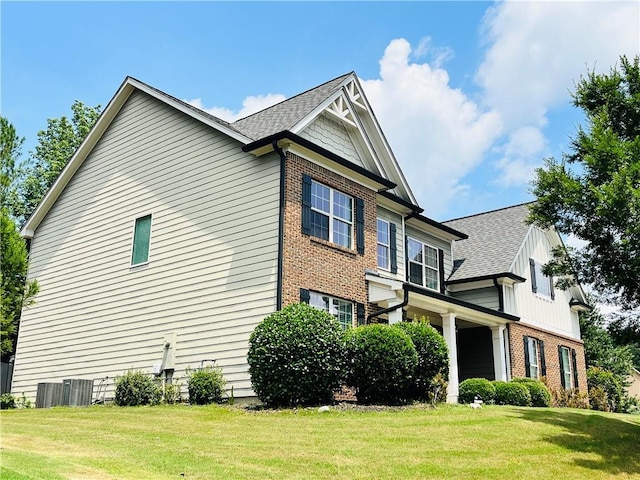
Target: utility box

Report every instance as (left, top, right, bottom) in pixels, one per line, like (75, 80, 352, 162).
(35, 382, 63, 408)
(62, 379, 94, 407)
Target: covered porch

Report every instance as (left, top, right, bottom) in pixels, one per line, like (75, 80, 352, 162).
(367, 274, 520, 403)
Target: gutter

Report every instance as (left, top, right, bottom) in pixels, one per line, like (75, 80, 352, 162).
(366, 284, 409, 323)
(272, 140, 286, 311)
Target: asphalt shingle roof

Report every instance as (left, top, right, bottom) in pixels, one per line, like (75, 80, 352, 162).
(231, 73, 352, 140)
(442, 203, 534, 282)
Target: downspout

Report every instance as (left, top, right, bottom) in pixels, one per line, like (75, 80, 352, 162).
(493, 278, 504, 312)
(273, 140, 286, 311)
(366, 284, 409, 323)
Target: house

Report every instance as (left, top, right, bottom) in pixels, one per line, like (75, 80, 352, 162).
(11, 73, 589, 403)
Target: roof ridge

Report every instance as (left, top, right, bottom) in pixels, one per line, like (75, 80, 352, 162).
(231, 71, 354, 124)
(443, 201, 536, 224)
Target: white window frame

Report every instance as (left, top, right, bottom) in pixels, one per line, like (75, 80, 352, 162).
(377, 218, 390, 271)
(560, 346, 573, 388)
(309, 291, 354, 330)
(532, 259, 553, 299)
(310, 180, 353, 249)
(527, 337, 540, 379)
(407, 237, 439, 291)
(130, 213, 153, 267)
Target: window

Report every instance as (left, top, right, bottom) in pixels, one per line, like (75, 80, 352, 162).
(377, 219, 390, 270)
(302, 175, 364, 253)
(407, 238, 439, 291)
(131, 214, 152, 266)
(311, 180, 353, 248)
(529, 258, 554, 299)
(524, 335, 546, 379)
(559, 346, 578, 389)
(309, 292, 354, 330)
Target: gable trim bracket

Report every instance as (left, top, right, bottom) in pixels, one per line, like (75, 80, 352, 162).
(242, 130, 396, 191)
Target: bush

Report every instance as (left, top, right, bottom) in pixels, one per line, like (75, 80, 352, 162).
(345, 324, 418, 405)
(458, 378, 495, 404)
(247, 303, 347, 407)
(551, 388, 590, 409)
(493, 381, 532, 406)
(511, 378, 551, 407)
(587, 367, 624, 412)
(114, 370, 161, 407)
(0, 393, 16, 409)
(163, 381, 183, 405)
(588, 386, 609, 411)
(394, 320, 449, 401)
(188, 367, 226, 405)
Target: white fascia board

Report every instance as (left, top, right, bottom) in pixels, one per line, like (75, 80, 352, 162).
(508, 224, 534, 274)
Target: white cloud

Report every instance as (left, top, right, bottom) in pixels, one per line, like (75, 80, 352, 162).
(185, 93, 286, 122)
(478, 1, 639, 186)
(494, 126, 546, 187)
(361, 39, 503, 217)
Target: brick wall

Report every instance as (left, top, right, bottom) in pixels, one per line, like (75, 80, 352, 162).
(508, 322, 587, 393)
(281, 153, 378, 324)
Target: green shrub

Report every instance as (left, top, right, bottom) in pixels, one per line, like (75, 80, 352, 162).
(247, 303, 347, 407)
(394, 320, 449, 401)
(345, 324, 418, 405)
(458, 378, 495, 404)
(588, 386, 609, 411)
(493, 381, 532, 406)
(114, 370, 161, 407)
(163, 381, 183, 405)
(587, 367, 624, 412)
(0, 393, 16, 409)
(511, 378, 551, 407)
(188, 367, 226, 405)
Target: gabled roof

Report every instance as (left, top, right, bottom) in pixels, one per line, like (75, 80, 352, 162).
(442, 203, 534, 282)
(232, 73, 352, 140)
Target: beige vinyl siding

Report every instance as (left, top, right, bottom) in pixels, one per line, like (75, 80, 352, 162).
(511, 227, 581, 339)
(12, 90, 280, 401)
(375, 206, 405, 280)
(299, 114, 364, 167)
(450, 287, 500, 311)
(405, 225, 453, 286)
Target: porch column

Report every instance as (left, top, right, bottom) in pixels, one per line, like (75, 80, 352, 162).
(441, 312, 458, 403)
(490, 326, 507, 381)
(387, 301, 403, 325)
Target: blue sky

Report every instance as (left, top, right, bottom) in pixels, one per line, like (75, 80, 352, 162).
(2, 1, 638, 221)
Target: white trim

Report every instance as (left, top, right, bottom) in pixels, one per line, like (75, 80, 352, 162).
(129, 212, 153, 268)
(406, 236, 440, 292)
(310, 179, 354, 249)
(376, 218, 391, 271)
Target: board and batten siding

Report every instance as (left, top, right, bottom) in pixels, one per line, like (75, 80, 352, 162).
(511, 227, 580, 339)
(12, 90, 281, 401)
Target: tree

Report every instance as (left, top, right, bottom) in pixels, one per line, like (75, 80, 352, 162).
(529, 55, 640, 308)
(9, 101, 101, 225)
(0, 117, 39, 359)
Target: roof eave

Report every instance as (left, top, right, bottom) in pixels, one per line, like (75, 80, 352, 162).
(446, 272, 527, 286)
(406, 212, 469, 241)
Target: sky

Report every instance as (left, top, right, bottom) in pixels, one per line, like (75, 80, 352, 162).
(2, 1, 639, 222)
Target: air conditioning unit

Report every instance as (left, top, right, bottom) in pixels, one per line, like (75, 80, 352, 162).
(62, 379, 94, 407)
(36, 382, 63, 408)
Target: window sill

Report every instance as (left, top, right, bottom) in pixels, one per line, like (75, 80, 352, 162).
(310, 237, 357, 256)
(130, 262, 150, 271)
(534, 293, 554, 302)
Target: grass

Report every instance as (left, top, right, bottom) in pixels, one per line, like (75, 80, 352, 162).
(1, 403, 639, 479)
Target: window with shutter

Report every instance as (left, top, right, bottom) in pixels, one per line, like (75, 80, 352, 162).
(530, 258, 554, 299)
(306, 290, 355, 330)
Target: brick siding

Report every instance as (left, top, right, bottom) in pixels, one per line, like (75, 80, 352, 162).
(508, 322, 587, 393)
(281, 153, 378, 324)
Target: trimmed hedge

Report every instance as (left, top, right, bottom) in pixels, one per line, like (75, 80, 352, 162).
(345, 324, 418, 405)
(587, 366, 624, 412)
(394, 321, 449, 401)
(493, 381, 532, 406)
(114, 370, 161, 407)
(511, 378, 551, 407)
(458, 378, 495, 404)
(247, 303, 346, 407)
(188, 366, 226, 405)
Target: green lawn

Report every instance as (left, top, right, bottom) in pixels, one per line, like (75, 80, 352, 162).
(1, 404, 639, 480)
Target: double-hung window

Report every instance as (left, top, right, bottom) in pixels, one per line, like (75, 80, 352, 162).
(309, 291, 354, 330)
(559, 346, 579, 389)
(524, 335, 546, 379)
(131, 214, 152, 266)
(377, 219, 390, 270)
(407, 238, 439, 291)
(311, 180, 353, 249)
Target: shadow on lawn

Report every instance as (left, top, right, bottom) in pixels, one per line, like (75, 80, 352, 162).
(513, 408, 640, 476)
